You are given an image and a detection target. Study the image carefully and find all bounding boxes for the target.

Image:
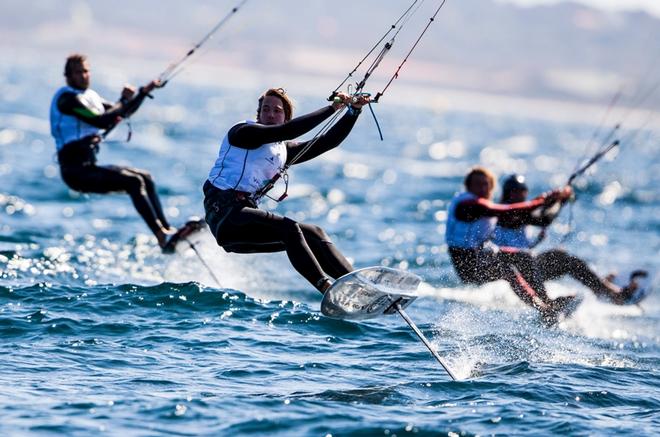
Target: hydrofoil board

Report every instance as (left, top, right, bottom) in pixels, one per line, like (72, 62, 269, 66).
(321, 266, 421, 320)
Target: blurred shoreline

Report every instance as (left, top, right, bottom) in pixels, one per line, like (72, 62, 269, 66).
(2, 0, 660, 129)
(2, 47, 658, 131)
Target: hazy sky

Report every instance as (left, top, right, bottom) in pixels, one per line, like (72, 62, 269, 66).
(2, 0, 657, 120)
(503, 0, 660, 16)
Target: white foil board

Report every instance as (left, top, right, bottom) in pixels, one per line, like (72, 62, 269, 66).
(320, 266, 421, 320)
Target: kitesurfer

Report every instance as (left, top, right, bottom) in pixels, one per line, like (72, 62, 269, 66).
(49, 54, 201, 253)
(203, 88, 369, 293)
(492, 173, 647, 305)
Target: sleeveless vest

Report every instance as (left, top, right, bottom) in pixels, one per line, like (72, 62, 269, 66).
(50, 86, 105, 150)
(445, 192, 496, 249)
(207, 121, 287, 195)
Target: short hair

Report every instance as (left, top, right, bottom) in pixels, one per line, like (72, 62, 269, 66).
(257, 88, 294, 122)
(64, 53, 87, 77)
(463, 166, 496, 191)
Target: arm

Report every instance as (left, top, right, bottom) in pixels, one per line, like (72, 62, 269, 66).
(457, 185, 571, 222)
(56, 89, 151, 130)
(497, 205, 553, 228)
(57, 92, 121, 129)
(286, 108, 360, 165)
(115, 80, 160, 118)
(455, 196, 547, 222)
(523, 187, 573, 227)
(228, 106, 336, 149)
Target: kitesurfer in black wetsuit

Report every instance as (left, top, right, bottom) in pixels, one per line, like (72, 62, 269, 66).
(49, 54, 200, 253)
(203, 88, 369, 293)
(492, 174, 647, 305)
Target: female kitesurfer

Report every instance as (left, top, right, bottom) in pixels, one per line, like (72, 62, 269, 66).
(49, 54, 201, 253)
(203, 88, 369, 293)
(492, 174, 647, 305)
(445, 166, 576, 321)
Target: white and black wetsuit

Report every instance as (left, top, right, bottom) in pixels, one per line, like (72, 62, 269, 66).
(49, 86, 170, 236)
(203, 105, 361, 290)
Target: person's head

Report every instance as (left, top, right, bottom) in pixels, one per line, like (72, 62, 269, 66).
(500, 174, 528, 203)
(256, 88, 293, 125)
(64, 53, 90, 90)
(464, 166, 496, 199)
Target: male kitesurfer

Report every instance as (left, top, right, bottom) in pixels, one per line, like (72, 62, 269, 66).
(49, 54, 201, 253)
(203, 87, 369, 293)
(492, 174, 647, 305)
(445, 166, 577, 322)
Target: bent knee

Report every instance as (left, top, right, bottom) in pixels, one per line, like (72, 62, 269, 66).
(123, 174, 146, 193)
(312, 225, 331, 241)
(301, 223, 331, 241)
(282, 217, 303, 237)
(140, 171, 154, 186)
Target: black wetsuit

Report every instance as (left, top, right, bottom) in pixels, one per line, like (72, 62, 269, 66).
(496, 204, 618, 300)
(204, 107, 361, 289)
(55, 89, 170, 236)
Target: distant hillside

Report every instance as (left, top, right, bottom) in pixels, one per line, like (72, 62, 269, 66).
(2, 0, 659, 108)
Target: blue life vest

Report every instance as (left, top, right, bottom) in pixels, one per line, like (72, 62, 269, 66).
(445, 192, 496, 249)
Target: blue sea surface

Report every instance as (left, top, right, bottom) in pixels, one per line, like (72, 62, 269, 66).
(1, 60, 659, 436)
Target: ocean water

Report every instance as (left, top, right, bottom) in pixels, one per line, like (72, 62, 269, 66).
(1, 60, 659, 436)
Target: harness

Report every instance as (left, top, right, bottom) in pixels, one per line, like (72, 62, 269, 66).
(203, 181, 256, 237)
